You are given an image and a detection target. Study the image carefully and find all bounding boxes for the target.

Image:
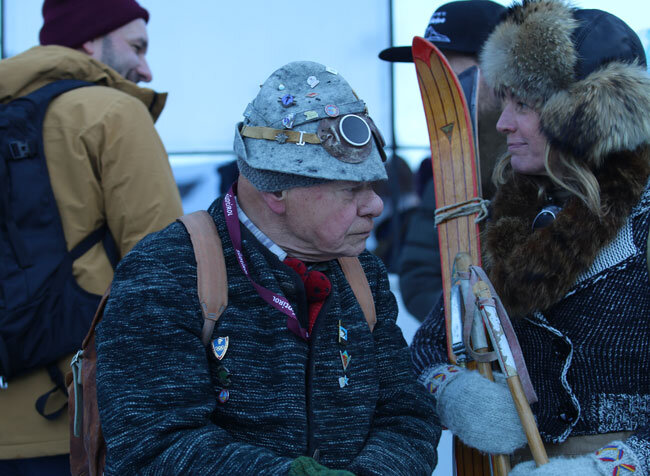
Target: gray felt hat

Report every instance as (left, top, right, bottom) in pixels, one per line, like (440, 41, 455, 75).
(234, 61, 388, 192)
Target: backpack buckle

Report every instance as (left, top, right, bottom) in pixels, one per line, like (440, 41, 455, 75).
(0, 376, 7, 389)
(9, 141, 35, 160)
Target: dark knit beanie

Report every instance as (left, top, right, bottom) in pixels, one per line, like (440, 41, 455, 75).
(39, 0, 149, 49)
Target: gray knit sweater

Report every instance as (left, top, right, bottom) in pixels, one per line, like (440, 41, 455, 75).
(96, 197, 440, 475)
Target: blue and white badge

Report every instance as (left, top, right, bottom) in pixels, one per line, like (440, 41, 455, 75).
(338, 321, 348, 344)
(282, 113, 295, 129)
(211, 336, 229, 360)
(279, 93, 295, 107)
(307, 75, 320, 88)
(338, 375, 349, 388)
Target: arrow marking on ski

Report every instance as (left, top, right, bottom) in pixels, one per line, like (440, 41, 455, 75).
(441, 123, 455, 142)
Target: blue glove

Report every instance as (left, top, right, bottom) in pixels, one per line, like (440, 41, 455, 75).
(420, 364, 526, 454)
(508, 441, 641, 476)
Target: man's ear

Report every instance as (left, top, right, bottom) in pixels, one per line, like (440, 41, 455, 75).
(261, 190, 287, 215)
(80, 38, 99, 58)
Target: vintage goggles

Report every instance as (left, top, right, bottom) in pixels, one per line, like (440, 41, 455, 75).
(240, 113, 386, 163)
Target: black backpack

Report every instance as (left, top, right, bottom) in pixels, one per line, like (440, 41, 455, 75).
(0, 79, 118, 419)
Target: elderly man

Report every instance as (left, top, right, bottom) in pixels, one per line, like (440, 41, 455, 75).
(0, 0, 181, 473)
(95, 61, 439, 475)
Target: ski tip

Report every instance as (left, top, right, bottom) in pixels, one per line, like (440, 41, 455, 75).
(412, 36, 434, 67)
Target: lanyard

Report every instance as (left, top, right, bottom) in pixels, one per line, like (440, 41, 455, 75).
(222, 183, 309, 341)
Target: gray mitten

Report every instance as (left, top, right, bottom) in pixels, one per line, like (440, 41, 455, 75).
(508, 440, 642, 476)
(421, 364, 526, 454)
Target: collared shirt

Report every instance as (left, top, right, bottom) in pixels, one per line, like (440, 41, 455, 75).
(236, 198, 287, 261)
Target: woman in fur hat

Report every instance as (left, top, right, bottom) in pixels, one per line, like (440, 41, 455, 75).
(411, 0, 650, 474)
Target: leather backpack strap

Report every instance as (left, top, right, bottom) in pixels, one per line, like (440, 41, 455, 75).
(178, 211, 228, 346)
(337, 257, 376, 332)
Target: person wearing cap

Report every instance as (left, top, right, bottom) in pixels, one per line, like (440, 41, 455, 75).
(0, 1, 181, 473)
(94, 61, 440, 475)
(412, 0, 650, 474)
(379, 0, 507, 321)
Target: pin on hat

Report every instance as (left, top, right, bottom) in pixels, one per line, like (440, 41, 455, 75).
(282, 113, 295, 129)
(324, 104, 340, 118)
(279, 94, 296, 107)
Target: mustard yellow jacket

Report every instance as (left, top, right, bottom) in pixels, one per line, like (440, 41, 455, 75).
(0, 45, 183, 459)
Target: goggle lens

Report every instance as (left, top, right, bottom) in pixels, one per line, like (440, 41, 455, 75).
(339, 114, 371, 147)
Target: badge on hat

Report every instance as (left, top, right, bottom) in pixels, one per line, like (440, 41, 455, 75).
(279, 94, 296, 107)
(211, 337, 229, 360)
(282, 113, 295, 129)
(307, 76, 320, 88)
(304, 110, 319, 121)
(324, 104, 340, 118)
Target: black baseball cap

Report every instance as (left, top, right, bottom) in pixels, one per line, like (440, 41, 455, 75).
(379, 0, 507, 62)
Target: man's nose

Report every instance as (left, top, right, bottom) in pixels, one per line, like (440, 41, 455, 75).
(360, 188, 383, 219)
(137, 56, 153, 83)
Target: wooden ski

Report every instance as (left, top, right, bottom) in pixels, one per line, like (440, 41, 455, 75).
(412, 36, 481, 364)
(412, 36, 508, 476)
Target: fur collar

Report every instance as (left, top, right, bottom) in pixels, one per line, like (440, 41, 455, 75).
(484, 148, 650, 317)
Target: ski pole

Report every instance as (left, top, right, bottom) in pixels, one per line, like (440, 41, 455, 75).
(454, 254, 511, 475)
(473, 281, 549, 466)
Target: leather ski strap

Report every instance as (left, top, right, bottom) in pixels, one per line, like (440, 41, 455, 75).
(338, 256, 376, 332)
(178, 212, 228, 346)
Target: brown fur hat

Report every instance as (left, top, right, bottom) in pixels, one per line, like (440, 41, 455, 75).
(480, 0, 650, 165)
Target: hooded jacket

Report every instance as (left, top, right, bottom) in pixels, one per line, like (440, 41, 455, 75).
(0, 45, 182, 459)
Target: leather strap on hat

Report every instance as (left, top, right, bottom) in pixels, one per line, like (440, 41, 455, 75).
(240, 125, 321, 145)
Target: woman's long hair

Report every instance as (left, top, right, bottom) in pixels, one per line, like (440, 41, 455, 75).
(492, 144, 602, 215)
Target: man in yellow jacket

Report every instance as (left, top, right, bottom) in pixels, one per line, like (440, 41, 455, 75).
(0, 0, 182, 474)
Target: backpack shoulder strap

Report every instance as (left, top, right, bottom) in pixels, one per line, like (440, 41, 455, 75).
(647, 221, 650, 275)
(178, 211, 228, 346)
(337, 257, 376, 332)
